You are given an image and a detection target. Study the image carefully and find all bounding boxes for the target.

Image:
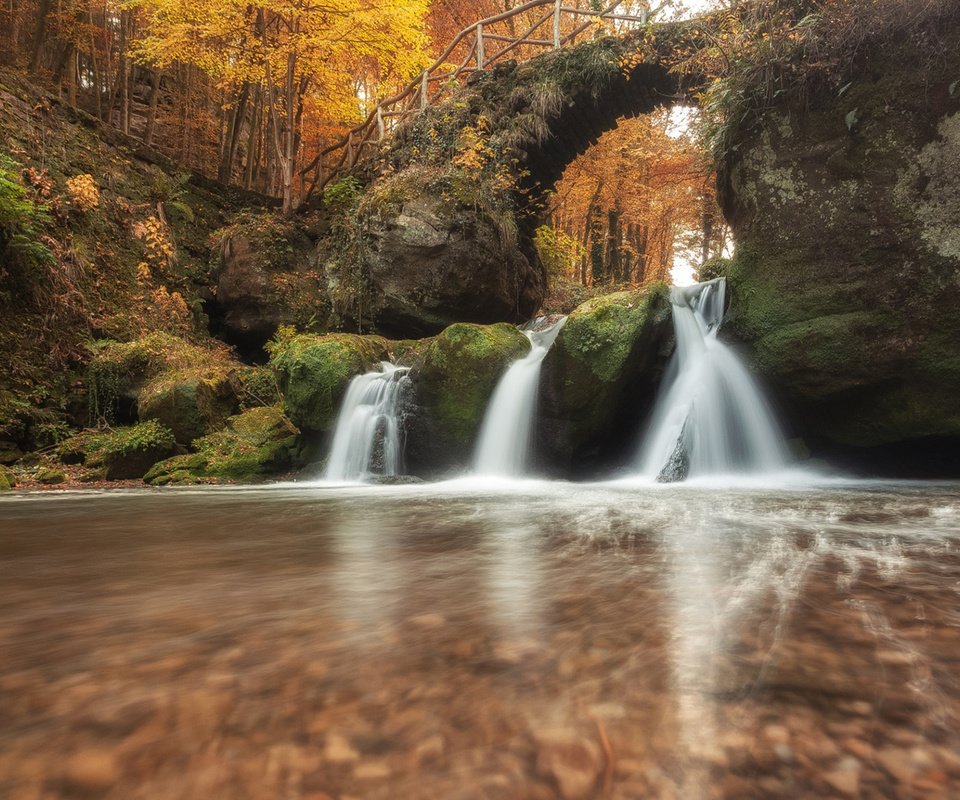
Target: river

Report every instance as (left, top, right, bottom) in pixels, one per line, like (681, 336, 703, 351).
(2, 481, 959, 798)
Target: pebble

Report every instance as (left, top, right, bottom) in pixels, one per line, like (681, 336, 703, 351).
(64, 748, 119, 792)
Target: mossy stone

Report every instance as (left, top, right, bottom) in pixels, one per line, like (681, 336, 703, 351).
(0, 465, 14, 490)
(270, 333, 390, 432)
(35, 467, 66, 485)
(537, 285, 673, 471)
(138, 371, 237, 446)
(405, 322, 530, 474)
(144, 406, 301, 485)
(100, 421, 177, 480)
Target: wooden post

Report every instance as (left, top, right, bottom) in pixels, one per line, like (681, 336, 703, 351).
(476, 24, 484, 70)
(420, 71, 429, 112)
(376, 106, 385, 141)
(553, 0, 561, 49)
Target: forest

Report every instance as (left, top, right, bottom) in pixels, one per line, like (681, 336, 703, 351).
(3, 2, 960, 799)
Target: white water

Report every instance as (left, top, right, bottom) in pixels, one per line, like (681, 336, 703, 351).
(638, 278, 790, 480)
(324, 363, 409, 482)
(473, 319, 566, 477)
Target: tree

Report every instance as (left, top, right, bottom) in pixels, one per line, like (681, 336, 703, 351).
(130, 0, 429, 212)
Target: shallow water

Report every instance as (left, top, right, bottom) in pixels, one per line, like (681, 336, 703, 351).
(2, 481, 960, 799)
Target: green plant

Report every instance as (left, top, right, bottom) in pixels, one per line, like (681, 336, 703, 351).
(322, 176, 364, 209)
(0, 155, 55, 301)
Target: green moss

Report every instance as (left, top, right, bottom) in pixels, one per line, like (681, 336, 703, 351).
(0, 465, 14, 490)
(561, 284, 670, 384)
(99, 420, 176, 480)
(144, 406, 300, 485)
(137, 370, 236, 445)
(540, 284, 672, 461)
(34, 467, 66, 485)
(269, 332, 390, 431)
(86, 333, 231, 424)
(416, 323, 530, 448)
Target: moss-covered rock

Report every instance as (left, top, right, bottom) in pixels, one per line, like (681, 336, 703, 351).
(98, 421, 178, 480)
(137, 371, 237, 446)
(0, 465, 15, 490)
(86, 333, 236, 425)
(404, 322, 530, 475)
(269, 332, 390, 432)
(718, 28, 960, 466)
(34, 467, 66, 485)
(537, 285, 673, 473)
(144, 406, 301, 485)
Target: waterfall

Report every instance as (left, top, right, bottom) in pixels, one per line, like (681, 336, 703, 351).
(638, 278, 789, 481)
(324, 363, 409, 482)
(473, 318, 566, 477)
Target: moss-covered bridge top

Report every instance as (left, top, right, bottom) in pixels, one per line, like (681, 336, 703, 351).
(319, 8, 703, 206)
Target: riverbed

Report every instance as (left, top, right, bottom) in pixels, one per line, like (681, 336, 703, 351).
(2, 481, 959, 798)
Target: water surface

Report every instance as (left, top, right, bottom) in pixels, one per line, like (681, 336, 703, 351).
(2, 482, 959, 798)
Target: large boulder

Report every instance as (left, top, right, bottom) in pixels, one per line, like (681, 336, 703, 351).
(354, 169, 546, 337)
(144, 406, 301, 485)
(404, 322, 531, 476)
(212, 215, 329, 354)
(718, 33, 960, 472)
(269, 332, 390, 432)
(536, 285, 673, 474)
(97, 421, 178, 480)
(137, 371, 237, 446)
(85, 333, 238, 425)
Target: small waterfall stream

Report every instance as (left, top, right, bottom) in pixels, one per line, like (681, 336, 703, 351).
(473, 318, 565, 477)
(324, 363, 409, 482)
(639, 278, 789, 481)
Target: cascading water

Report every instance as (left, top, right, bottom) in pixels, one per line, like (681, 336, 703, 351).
(324, 363, 409, 482)
(473, 318, 566, 477)
(638, 278, 790, 481)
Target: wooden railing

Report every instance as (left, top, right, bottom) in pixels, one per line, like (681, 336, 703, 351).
(303, 0, 664, 194)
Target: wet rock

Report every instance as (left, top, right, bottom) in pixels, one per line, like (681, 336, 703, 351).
(656, 425, 690, 483)
(269, 332, 389, 433)
(823, 757, 862, 796)
(537, 285, 673, 475)
(324, 733, 359, 764)
(404, 323, 530, 475)
(720, 28, 960, 472)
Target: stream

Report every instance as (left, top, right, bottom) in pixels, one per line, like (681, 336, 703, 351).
(2, 481, 960, 798)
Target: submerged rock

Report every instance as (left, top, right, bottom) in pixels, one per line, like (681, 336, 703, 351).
(404, 322, 531, 475)
(537, 285, 673, 474)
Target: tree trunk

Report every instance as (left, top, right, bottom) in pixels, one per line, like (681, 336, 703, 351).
(29, 0, 51, 72)
(144, 70, 161, 146)
(219, 83, 250, 183)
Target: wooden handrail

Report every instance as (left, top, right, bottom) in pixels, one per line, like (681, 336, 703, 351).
(304, 0, 658, 188)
